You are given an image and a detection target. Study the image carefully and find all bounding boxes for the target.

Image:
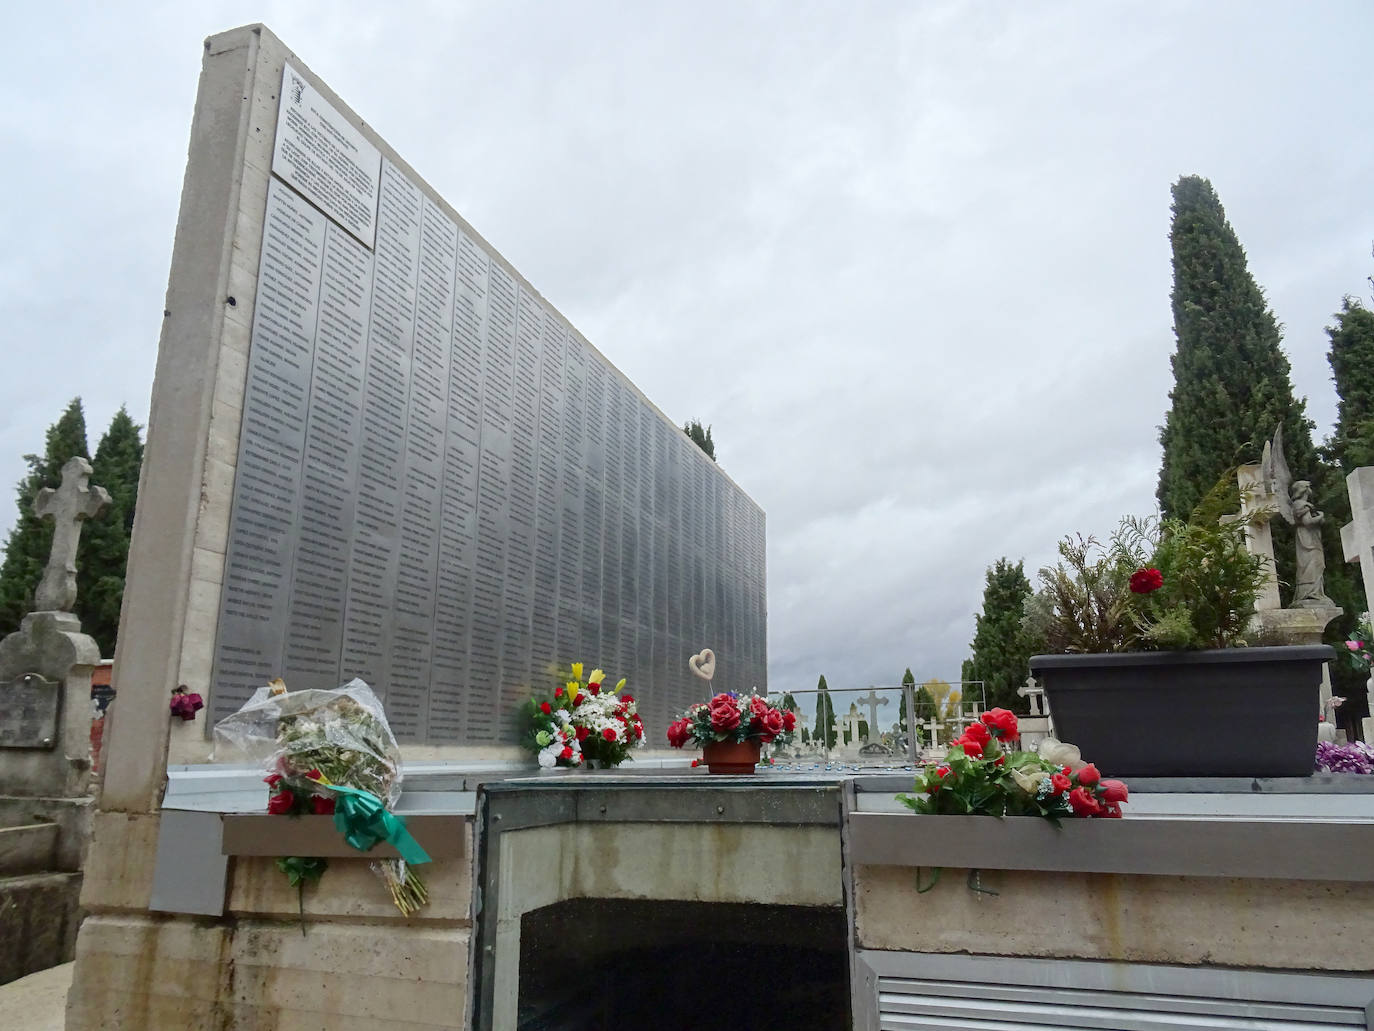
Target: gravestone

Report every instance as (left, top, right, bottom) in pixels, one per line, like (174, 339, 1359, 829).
(0, 456, 108, 983)
(1340, 466, 1374, 741)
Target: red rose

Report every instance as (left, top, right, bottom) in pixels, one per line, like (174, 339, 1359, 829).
(962, 722, 991, 746)
(980, 708, 1019, 741)
(750, 696, 770, 717)
(955, 736, 984, 759)
(560, 746, 574, 760)
(1050, 772, 1071, 795)
(1076, 763, 1101, 787)
(708, 695, 741, 733)
(574, 695, 584, 706)
(1068, 786, 1102, 817)
(1101, 779, 1129, 804)
(306, 769, 322, 781)
(310, 795, 335, 815)
(267, 789, 295, 815)
(540, 702, 552, 715)
(602, 727, 617, 741)
(1129, 567, 1163, 594)
(555, 686, 564, 697)
(782, 710, 797, 731)
(760, 709, 784, 740)
(690, 759, 700, 767)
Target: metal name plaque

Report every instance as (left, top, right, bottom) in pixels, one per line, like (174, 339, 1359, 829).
(211, 144, 767, 746)
(0, 673, 60, 749)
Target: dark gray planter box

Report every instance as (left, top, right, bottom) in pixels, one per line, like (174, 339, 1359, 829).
(1029, 645, 1333, 778)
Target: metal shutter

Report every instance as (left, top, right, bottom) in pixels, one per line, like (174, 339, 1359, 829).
(856, 951, 1373, 1031)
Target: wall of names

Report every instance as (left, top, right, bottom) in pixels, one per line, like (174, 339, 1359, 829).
(210, 66, 767, 744)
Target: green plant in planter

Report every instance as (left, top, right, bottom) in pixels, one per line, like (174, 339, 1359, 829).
(1023, 515, 1268, 653)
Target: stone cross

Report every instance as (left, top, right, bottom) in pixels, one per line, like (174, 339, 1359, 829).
(921, 715, 941, 749)
(1222, 464, 1282, 611)
(33, 457, 110, 613)
(1340, 467, 1374, 740)
(857, 689, 889, 730)
(1017, 675, 1045, 717)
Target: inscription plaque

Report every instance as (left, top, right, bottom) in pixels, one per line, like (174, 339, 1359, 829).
(212, 67, 767, 743)
(0, 674, 59, 749)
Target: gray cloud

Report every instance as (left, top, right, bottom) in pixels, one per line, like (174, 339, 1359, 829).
(1, 1, 1370, 699)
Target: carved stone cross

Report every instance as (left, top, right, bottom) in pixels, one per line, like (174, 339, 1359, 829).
(857, 689, 889, 729)
(1340, 467, 1374, 741)
(1018, 674, 1045, 717)
(33, 457, 110, 613)
(1222, 464, 1282, 611)
(921, 716, 941, 749)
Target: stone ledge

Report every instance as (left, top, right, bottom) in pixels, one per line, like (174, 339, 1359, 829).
(847, 811, 1374, 881)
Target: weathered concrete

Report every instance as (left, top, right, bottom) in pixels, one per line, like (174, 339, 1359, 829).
(0, 960, 72, 1031)
(854, 864, 1374, 972)
(0, 871, 82, 984)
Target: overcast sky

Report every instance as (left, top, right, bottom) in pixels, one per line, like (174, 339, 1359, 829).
(2, 2, 1371, 697)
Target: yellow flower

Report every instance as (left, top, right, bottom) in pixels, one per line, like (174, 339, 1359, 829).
(615, 678, 627, 692)
(571, 662, 584, 681)
(565, 681, 581, 704)
(588, 668, 605, 688)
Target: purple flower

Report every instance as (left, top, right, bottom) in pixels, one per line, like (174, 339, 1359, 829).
(1315, 741, 1374, 775)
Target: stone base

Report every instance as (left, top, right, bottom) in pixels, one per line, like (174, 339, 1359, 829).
(0, 871, 81, 986)
(1252, 605, 1343, 646)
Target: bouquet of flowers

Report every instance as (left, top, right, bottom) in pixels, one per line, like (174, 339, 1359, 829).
(897, 708, 1128, 820)
(1315, 740, 1374, 774)
(1344, 617, 1373, 672)
(665, 691, 797, 748)
(214, 678, 431, 915)
(518, 663, 645, 768)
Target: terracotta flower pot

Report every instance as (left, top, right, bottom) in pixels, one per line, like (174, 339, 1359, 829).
(701, 738, 762, 775)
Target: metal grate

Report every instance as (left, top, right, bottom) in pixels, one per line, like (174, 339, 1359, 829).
(856, 951, 1374, 1031)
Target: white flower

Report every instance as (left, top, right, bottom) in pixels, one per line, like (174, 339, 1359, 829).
(1037, 738, 1085, 771)
(537, 749, 556, 769)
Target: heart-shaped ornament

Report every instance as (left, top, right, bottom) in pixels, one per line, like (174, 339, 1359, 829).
(688, 648, 716, 681)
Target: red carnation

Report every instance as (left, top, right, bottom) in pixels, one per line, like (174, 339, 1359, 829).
(602, 727, 617, 741)
(690, 759, 700, 767)
(955, 736, 984, 759)
(962, 721, 991, 746)
(310, 795, 335, 815)
(588, 682, 600, 695)
(560, 746, 574, 760)
(555, 687, 564, 697)
(634, 724, 643, 738)
(1068, 786, 1102, 817)
(621, 694, 634, 704)
(1129, 567, 1163, 594)
(540, 702, 552, 715)
(267, 789, 295, 815)
(980, 708, 1019, 741)
(576, 726, 590, 741)
(1101, 779, 1129, 804)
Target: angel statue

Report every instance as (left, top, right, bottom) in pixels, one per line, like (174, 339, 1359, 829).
(1261, 426, 1335, 608)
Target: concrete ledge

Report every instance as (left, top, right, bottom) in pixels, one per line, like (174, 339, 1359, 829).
(222, 813, 467, 859)
(0, 822, 57, 876)
(847, 811, 1374, 881)
(0, 871, 82, 984)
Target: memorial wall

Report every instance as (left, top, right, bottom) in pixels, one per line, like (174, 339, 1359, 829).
(208, 63, 767, 744)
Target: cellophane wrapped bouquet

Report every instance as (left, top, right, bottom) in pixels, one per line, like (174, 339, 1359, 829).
(214, 678, 428, 915)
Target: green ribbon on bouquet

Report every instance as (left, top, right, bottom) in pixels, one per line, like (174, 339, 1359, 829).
(327, 784, 432, 865)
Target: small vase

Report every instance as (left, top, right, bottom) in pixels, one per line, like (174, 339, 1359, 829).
(701, 739, 762, 775)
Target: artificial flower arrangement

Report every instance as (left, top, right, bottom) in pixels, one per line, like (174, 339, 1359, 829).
(1344, 617, 1373, 672)
(1022, 514, 1267, 653)
(665, 691, 798, 749)
(1315, 740, 1374, 775)
(897, 708, 1129, 820)
(214, 678, 431, 916)
(518, 662, 645, 769)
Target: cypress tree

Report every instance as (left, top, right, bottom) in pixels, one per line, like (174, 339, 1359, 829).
(1326, 298, 1374, 471)
(0, 398, 90, 632)
(1157, 176, 1317, 526)
(683, 419, 716, 461)
(78, 407, 144, 656)
(898, 667, 915, 732)
(964, 558, 1035, 712)
(812, 674, 835, 748)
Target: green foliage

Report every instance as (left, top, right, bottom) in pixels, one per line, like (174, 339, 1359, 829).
(78, 407, 143, 656)
(812, 674, 835, 748)
(275, 855, 328, 888)
(0, 398, 90, 633)
(898, 668, 915, 732)
(1327, 298, 1374, 471)
(1128, 518, 1267, 649)
(1026, 515, 1266, 653)
(964, 558, 1036, 712)
(683, 419, 716, 461)
(1157, 175, 1317, 537)
(1023, 530, 1146, 654)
